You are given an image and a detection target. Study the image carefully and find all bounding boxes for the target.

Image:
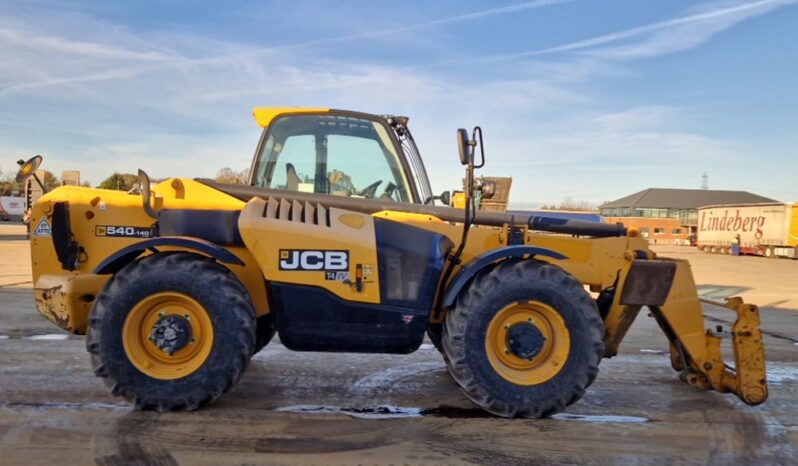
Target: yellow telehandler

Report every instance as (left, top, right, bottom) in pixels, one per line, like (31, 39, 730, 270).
(18, 108, 767, 417)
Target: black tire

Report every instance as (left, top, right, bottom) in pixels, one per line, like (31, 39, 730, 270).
(254, 313, 276, 354)
(86, 252, 256, 411)
(427, 323, 444, 353)
(442, 259, 604, 418)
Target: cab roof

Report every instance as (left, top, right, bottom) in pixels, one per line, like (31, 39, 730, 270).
(252, 107, 330, 128)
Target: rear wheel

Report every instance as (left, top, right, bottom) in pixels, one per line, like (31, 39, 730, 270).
(443, 259, 604, 418)
(86, 252, 256, 411)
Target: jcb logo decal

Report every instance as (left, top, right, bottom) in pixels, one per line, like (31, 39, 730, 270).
(279, 250, 349, 271)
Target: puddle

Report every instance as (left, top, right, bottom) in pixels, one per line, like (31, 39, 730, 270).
(767, 364, 798, 383)
(277, 405, 494, 420)
(0, 335, 9, 340)
(276, 405, 422, 419)
(421, 406, 495, 419)
(551, 413, 650, 423)
(23, 334, 69, 341)
(640, 349, 668, 355)
(275, 404, 650, 422)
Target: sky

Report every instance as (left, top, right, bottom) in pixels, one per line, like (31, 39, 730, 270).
(0, 0, 796, 208)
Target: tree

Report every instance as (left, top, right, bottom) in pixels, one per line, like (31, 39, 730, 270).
(41, 170, 60, 191)
(540, 196, 596, 212)
(98, 172, 138, 191)
(215, 167, 238, 184)
(0, 167, 16, 195)
(0, 166, 58, 194)
(214, 167, 249, 185)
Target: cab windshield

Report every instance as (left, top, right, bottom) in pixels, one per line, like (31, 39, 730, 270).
(251, 114, 413, 203)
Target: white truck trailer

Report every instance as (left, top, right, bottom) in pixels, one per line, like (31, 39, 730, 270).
(696, 202, 798, 258)
(0, 196, 26, 221)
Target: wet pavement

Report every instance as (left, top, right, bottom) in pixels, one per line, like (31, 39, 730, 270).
(1, 224, 796, 465)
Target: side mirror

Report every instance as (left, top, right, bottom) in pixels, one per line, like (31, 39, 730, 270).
(438, 191, 451, 206)
(15, 155, 43, 183)
(480, 180, 496, 199)
(457, 128, 472, 166)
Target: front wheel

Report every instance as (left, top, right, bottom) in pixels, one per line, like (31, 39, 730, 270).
(86, 252, 256, 411)
(442, 259, 604, 418)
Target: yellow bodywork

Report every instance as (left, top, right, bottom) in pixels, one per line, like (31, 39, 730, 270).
(29, 179, 269, 334)
(239, 197, 382, 304)
(452, 191, 466, 209)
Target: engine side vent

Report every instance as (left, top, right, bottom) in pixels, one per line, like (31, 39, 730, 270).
(261, 197, 331, 227)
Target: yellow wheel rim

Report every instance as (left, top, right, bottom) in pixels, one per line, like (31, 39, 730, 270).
(123, 292, 214, 380)
(485, 301, 570, 385)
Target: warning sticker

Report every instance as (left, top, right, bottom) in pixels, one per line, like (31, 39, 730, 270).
(33, 217, 52, 237)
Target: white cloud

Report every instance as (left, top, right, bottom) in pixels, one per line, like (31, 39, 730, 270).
(586, 0, 798, 60)
(469, 0, 798, 63)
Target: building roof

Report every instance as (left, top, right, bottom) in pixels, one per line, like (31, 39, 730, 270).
(599, 188, 777, 210)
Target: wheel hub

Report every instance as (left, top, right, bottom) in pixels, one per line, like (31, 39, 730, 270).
(507, 322, 546, 360)
(149, 314, 192, 355)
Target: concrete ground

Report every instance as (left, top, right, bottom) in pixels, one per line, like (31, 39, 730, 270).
(0, 223, 796, 465)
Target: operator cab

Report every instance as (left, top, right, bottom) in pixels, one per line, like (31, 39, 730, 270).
(249, 109, 433, 204)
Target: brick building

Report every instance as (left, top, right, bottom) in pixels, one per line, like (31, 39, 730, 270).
(600, 188, 776, 245)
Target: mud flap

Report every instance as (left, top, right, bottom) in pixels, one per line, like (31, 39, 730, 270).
(620, 260, 676, 307)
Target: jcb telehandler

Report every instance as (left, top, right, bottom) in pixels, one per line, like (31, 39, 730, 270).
(19, 108, 767, 417)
